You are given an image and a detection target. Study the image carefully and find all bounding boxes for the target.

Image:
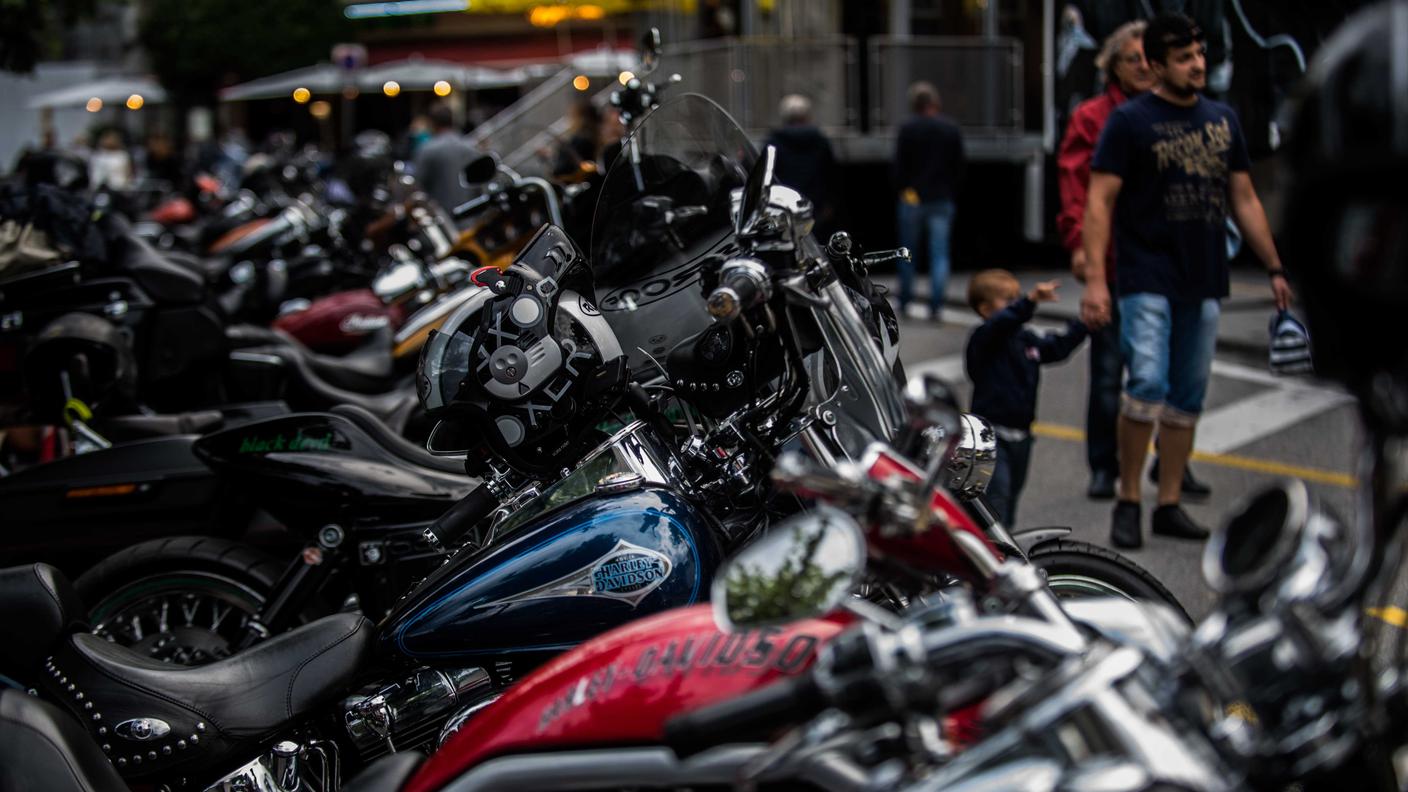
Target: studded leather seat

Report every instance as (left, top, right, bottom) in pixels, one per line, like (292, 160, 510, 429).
(0, 564, 373, 783)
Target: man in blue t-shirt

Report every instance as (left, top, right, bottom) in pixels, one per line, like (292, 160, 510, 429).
(1078, 13, 1294, 549)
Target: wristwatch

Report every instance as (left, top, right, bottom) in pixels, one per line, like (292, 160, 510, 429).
(1267, 267, 1286, 279)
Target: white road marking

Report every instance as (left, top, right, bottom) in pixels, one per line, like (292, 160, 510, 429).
(906, 354, 966, 383)
(904, 348, 1353, 456)
(1195, 384, 1354, 454)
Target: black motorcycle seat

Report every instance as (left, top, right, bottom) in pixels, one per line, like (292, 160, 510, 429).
(46, 613, 371, 781)
(0, 689, 126, 792)
(0, 563, 87, 679)
(291, 326, 396, 391)
(118, 228, 207, 305)
(232, 342, 419, 433)
(234, 325, 395, 394)
(332, 403, 468, 476)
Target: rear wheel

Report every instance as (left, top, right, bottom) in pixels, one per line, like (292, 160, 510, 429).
(75, 537, 282, 665)
(1028, 539, 1192, 624)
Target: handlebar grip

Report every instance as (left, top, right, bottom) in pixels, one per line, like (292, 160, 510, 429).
(706, 260, 769, 321)
(860, 247, 910, 268)
(422, 484, 499, 550)
(663, 672, 822, 757)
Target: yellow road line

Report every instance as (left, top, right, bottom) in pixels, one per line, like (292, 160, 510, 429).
(1368, 607, 1408, 628)
(1029, 421, 1358, 490)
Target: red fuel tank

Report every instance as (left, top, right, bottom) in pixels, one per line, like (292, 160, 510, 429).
(405, 604, 850, 792)
(272, 289, 403, 354)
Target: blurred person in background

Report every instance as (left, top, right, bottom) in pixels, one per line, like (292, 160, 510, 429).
(599, 104, 624, 171)
(89, 129, 133, 191)
(1080, 14, 1292, 548)
(553, 99, 603, 178)
(893, 81, 964, 322)
(765, 94, 838, 238)
(143, 132, 182, 186)
(414, 103, 477, 213)
(1057, 19, 1209, 502)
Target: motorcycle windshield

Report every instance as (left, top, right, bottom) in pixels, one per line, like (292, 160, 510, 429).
(589, 94, 756, 373)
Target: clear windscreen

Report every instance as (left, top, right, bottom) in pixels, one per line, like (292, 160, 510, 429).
(589, 94, 756, 373)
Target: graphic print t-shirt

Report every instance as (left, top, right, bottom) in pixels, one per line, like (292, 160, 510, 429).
(1092, 93, 1250, 301)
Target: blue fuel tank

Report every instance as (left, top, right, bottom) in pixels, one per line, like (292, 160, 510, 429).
(379, 486, 722, 664)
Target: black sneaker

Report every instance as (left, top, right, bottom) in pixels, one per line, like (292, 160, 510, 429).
(1151, 504, 1210, 540)
(1111, 500, 1142, 549)
(1087, 469, 1117, 500)
(1148, 459, 1213, 499)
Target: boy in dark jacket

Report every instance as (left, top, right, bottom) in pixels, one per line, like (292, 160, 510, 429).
(965, 270, 1088, 526)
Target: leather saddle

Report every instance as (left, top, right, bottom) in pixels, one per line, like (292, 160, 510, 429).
(0, 563, 372, 784)
(227, 324, 419, 432)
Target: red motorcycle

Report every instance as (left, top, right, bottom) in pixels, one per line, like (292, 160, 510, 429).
(393, 406, 1110, 791)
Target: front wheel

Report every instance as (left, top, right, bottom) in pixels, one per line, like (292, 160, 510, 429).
(1028, 539, 1192, 625)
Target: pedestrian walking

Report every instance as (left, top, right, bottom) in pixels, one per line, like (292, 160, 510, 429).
(1079, 13, 1293, 549)
(413, 104, 478, 214)
(893, 82, 964, 322)
(1060, 20, 1209, 501)
(765, 94, 838, 237)
(965, 270, 1088, 527)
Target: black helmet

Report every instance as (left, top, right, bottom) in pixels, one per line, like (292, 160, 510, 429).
(23, 312, 137, 422)
(1281, 1, 1408, 425)
(418, 224, 627, 476)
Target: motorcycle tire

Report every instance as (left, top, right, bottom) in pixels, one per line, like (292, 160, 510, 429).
(1028, 539, 1192, 625)
(74, 536, 283, 665)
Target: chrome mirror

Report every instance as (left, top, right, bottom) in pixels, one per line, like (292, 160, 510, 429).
(943, 414, 997, 499)
(713, 506, 865, 631)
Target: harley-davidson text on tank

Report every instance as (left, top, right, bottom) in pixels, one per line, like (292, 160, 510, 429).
(478, 540, 673, 609)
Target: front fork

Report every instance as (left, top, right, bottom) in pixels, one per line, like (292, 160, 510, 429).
(234, 524, 348, 652)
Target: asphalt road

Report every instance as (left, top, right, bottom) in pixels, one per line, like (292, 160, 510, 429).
(894, 307, 1363, 621)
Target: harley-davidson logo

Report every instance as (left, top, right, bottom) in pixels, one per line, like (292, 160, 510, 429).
(592, 552, 668, 597)
(477, 540, 673, 609)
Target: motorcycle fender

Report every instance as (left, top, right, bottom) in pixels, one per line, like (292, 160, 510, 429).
(404, 605, 849, 792)
(1010, 526, 1072, 556)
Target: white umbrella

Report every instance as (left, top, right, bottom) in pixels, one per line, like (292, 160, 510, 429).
(27, 76, 167, 109)
(357, 58, 519, 91)
(565, 48, 638, 76)
(219, 63, 348, 102)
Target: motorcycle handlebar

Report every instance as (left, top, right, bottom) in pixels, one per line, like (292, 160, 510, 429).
(422, 484, 499, 549)
(663, 672, 822, 758)
(706, 259, 770, 321)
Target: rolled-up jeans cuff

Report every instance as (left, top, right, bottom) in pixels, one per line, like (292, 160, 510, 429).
(1120, 394, 1163, 424)
(1160, 404, 1199, 428)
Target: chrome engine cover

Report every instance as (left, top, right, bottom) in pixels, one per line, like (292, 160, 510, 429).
(343, 667, 493, 758)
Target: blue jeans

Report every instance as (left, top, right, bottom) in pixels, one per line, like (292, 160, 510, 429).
(1118, 294, 1220, 426)
(896, 199, 954, 316)
(987, 435, 1033, 528)
(1086, 299, 1122, 476)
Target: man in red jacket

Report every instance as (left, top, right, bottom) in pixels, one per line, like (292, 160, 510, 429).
(1057, 19, 1209, 501)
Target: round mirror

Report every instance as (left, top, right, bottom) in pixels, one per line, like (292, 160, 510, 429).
(712, 505, 866, 630)
(639, 28, 662, 75)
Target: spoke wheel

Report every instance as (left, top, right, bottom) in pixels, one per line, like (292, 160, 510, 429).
(89, 573, 266, 665)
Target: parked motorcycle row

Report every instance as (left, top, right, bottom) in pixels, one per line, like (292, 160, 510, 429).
(4, 17, 1407, 792)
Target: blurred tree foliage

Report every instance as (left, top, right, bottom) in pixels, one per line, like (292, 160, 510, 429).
(139, 0, 351, 106)
(723, 524, 852, 627)
(0, 0, 98, 73)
